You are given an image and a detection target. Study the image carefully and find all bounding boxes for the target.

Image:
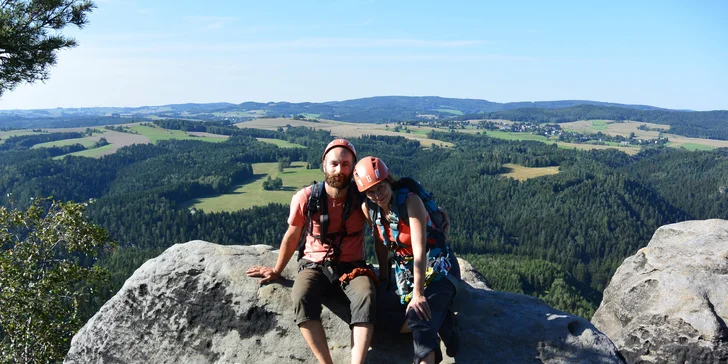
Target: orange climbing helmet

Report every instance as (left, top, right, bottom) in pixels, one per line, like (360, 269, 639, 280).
(353, 156, 390, 192)
(322, 139, 357, 162)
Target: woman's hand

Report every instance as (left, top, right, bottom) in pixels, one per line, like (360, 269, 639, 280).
(406, 293, 431, 321)
(438, 206, 450, 233)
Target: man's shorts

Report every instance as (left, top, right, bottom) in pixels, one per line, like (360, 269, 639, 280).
(291, 261, 377, 326)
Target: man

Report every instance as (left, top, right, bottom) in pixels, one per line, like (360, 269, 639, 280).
(246, 139, 376, 364)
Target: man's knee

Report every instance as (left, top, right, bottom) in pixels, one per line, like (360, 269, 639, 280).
(291, 270, 327, 324)
(345, 276, 377, 325)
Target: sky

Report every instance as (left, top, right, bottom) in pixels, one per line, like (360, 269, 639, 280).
(1, 0, 727, 111)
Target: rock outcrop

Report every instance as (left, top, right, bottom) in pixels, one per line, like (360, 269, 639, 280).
(66, 241, 623, 363)
(592, 219, 728, 363)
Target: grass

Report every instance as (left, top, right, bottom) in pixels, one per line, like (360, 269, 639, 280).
(560, 119, 611, 133)
(188, 161, 322, 212)
(589, 120, 610, 131)
(555, 142, 641, 155)
(385, 128, 430, 136)
(432, 108, 464, 116)
(31, 137, 99, 149)
(500, 163, 560, 181)
(256, 138, 306, 148)
(678, 143, 717, 151)
(213, 110, 266, 117)
(484, 130, 551, 142)
(55, 144, 114, 159)
(238, 118, 454, 148)
(0, 130, 44, 144)
(130, 124, 227, 143)
(299, 113, 321, 119)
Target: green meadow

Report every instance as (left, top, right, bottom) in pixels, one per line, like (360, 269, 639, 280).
(679, 143, 717, 151)
(0, 130, 44, 143)
(433, 108, 464, 115)
(54, 144, 114, 159)
(256, 138, 306, 148)
(484, 130, 552, 142)
(130, 125, 227, 143)
(386, 127, 431, 135)
(588, 120, 610, 131)
(32, 137, 99, 149)
(188, 161, 322, 212)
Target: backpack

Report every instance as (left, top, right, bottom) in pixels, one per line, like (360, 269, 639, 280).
(296, 180, 365, 263)
(367, 177, 453, 303)
(367, 177, 447, 250)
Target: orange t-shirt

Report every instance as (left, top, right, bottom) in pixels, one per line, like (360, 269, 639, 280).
(373, 193, 432, 257)
(375, 219, 414, 256)
(288, 186, 366, 263)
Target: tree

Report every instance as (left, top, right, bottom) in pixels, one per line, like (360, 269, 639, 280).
(277, 156, 291, 172)
(0, 0, 96, 97)
(0, 197, 113, 363)
(262, 175, 283, 190)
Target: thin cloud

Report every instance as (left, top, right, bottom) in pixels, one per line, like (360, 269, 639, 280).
(84, 37, 488, 54)
(136, 8, 155, 15)
(183, 16, 236, 31)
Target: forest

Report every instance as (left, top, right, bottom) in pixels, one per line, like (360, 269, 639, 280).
(1, 122, 727, 323)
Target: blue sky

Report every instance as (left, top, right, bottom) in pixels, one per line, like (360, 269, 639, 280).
(1, 0, 726, 110)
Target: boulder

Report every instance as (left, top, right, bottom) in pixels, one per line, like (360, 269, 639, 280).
(592, 219, 728, 363)
(66, 241, 623, 363)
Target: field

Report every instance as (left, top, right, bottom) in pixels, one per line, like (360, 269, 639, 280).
(433, 108, 464, 115)
(212, 110, 266, 118)
(129, 125, 228, 143)
(188, 161, 320, 212)
(26, 123, 229, 159)
(558, 120, 728, 151)
(32, 136, 100, 149)
(483, 130, 552, 142)
(0, 130, 45, 143)
(238, 117, 728, 154)
(385, 127, 431, 136)
(256, 138, 305, 148)
(560, 120, 670, 138)
(677, 143, 717, 151)
(500, 163, 561, 181)
(56, 144, 114, 159)
(556, 142, 641, 155)
(236, 118, 455, 148)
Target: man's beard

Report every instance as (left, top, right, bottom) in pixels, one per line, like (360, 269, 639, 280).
(325, 172, 350, 189)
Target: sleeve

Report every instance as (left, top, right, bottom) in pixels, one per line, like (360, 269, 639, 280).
(287, 188, 309, 226)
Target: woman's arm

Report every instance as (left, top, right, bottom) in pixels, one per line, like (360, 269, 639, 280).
(406, 193, 431, 320)
(362, 202, 390, 281)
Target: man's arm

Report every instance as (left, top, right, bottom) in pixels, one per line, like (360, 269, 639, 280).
(246, 224, 304, 284)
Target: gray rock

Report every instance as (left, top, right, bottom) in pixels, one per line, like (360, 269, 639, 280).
(66, 241, 623, 363)
(592, 219, 728, 363)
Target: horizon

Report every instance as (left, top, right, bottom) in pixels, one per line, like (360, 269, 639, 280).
(0, 95, 717, 113)
(0, 0, 726, 111)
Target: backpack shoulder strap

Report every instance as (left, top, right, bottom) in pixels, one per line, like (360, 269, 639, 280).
(393, 177, 438, 228)
(393, 184, 412, 225)
(297, 181, 326, 261)
(366, 198, 379, 225)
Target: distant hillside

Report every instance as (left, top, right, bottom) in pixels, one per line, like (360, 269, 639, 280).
(463, 105, 728, 140)
(2, 96, 724, 139)
(0, 96, 667, 123)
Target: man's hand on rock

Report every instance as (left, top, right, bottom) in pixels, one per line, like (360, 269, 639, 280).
(246, 265, 281, 285)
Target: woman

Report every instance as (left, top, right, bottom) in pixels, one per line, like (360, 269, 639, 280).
(353, 156, 460, 364)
